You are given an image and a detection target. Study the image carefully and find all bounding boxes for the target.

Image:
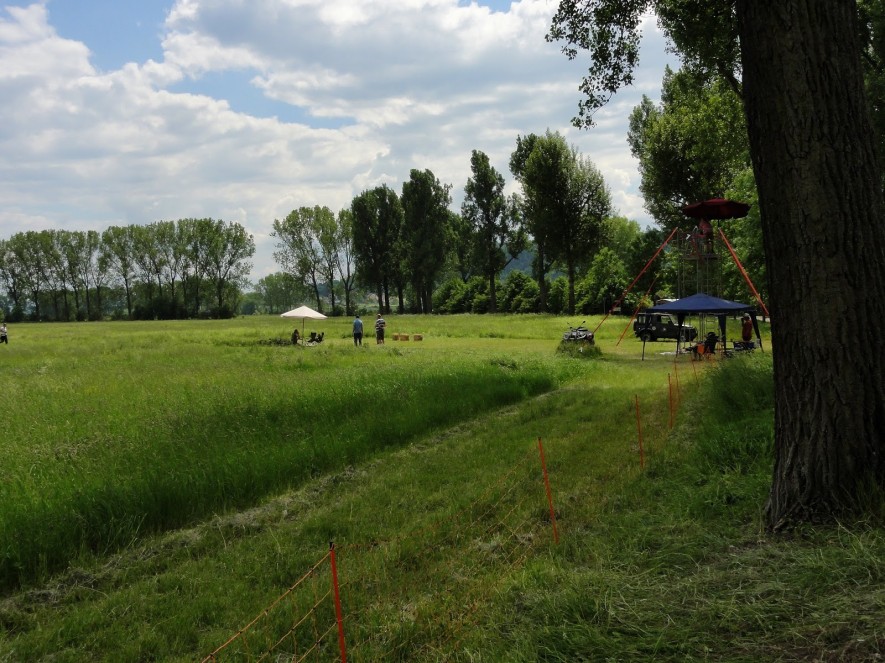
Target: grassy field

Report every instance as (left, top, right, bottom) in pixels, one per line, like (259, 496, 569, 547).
(0, 313, 882, 661)
(0, 314, 582, 589)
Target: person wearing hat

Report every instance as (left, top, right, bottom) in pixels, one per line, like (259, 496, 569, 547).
(375, 313, 386, 344)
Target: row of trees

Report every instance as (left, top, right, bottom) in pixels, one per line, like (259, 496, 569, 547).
(2, 65, 778, 326)
(2, 75, 773, 324)
(0, 219, 255, 321)
(272, 140, 622, 317)
(271, 161, 514, 317)
(1, 132, 648, 323)
(270, 115, 769, 321)
(1, 97, 770, 324)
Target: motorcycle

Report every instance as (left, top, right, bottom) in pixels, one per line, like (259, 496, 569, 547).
(562, 321, 594, 345)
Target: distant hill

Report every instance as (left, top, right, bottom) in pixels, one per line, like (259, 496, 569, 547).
(502, 248, 535, 277)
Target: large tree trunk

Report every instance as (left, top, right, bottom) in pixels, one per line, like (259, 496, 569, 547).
(737, 0, 885, 528)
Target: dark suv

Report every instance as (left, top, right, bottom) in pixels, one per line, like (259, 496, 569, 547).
(633, 312, 698, 342)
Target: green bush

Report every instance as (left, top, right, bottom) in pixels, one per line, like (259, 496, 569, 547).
(575, 247, 628, 315)
(432, 276, 496, 314)
(431, 278, 466, 313)
(471, 292, 490, 313)
(500, 271, 539, 313)
(547, 276, 568, 314)
(513, 285, 540, 313)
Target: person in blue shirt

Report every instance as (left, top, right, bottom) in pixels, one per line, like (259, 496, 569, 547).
(352, 315, 363, 346)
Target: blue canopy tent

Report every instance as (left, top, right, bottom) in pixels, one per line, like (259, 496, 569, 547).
(645, 292, 762, 356)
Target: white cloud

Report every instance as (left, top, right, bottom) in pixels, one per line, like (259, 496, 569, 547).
(0, 0, 679, 279)
(0, 5, 92, 78)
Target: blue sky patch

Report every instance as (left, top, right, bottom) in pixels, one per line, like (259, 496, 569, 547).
(169, 69, 351, 129)
(42, 0, 169, 72)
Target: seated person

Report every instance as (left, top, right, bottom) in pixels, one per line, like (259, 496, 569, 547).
(291, 328, 300, 345)
(703, 331, 718, 355)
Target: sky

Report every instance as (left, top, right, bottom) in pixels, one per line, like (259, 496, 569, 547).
(0, 0, 680, 281)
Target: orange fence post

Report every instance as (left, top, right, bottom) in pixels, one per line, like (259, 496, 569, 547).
(673, 362, 681, 404)
(537, 438, 560, 544)
(634, 395, 645, 469)
(668, 374, 674, 430)
(329, 542, 347, 663)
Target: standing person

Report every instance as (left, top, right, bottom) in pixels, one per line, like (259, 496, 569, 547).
(375, 313, 386, 344)
(352, 315, 363, 346)
(0, 322, 7, 344)
(741, 314, 754, 344)
(698, 218, 714, 254)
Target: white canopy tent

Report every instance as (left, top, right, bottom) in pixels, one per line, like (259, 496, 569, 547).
(280, 306, 327, 343)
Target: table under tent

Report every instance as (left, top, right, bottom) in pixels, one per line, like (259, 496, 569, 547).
(642, 292, 764, 359)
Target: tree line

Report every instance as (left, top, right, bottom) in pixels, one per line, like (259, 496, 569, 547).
(270, 118, 772, 319)
(1, 114, 773, 323)
(269, 138, 705, 318)
(0, 127, 772, 324)
(0, 219, 254, 321)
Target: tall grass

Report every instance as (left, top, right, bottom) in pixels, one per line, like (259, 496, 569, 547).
(0, 317, 578, 589)
(680, 353, 775, 476)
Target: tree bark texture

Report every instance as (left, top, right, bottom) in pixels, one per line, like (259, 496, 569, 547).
(737, 0, 885, 527)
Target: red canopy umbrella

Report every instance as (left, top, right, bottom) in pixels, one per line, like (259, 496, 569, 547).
(681, 197, 750, 220)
